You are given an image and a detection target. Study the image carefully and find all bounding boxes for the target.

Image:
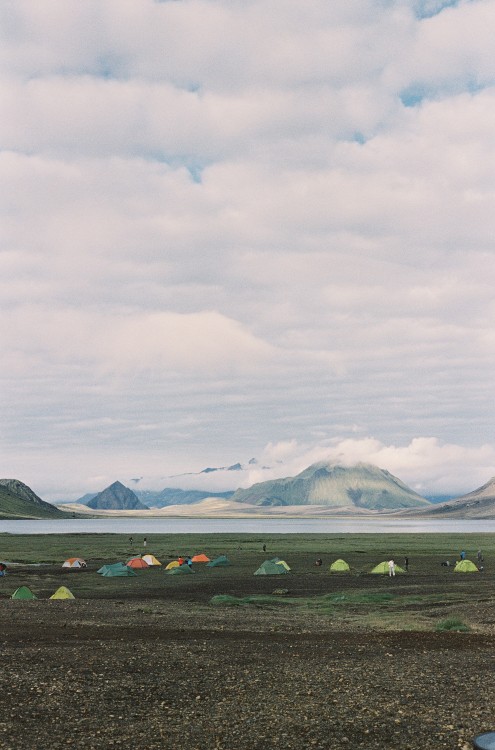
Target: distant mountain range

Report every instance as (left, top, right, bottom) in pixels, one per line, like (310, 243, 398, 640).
(231, 462, 431, 510)
(77, 486, 235, 509)
(6, 464, 495, 520)
(0, 479, 67, 520)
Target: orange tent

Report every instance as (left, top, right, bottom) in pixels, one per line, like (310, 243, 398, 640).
(126, 557, 149, 569)
(191, 553, 210, 563)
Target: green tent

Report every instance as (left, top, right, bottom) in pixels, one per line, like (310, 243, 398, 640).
(207, 555, 230, 568)
(97, 563, 137, 577)
(167, 564, 194, 575)
(370, 561, 405, 574)
(454, 559, 479, 573)
(254, 560, 289, 575)
(329, 559, 350, 573)
(11, 586, 37, 600)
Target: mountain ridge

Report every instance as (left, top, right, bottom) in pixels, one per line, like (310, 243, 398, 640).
(0, 479, 68, 519)
(231, 462, 430, 510)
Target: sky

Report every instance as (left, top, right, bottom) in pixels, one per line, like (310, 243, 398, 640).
(2, 0, 495, 501)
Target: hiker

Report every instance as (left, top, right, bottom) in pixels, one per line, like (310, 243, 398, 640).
(460, 550, 466, 560)
(262, 544, 266, 552)
(178, 556, 184, 566)
(388, 559, 395, 577)
(0, 563, 7, 576)
(129, 536, 133, 546)
(143, 537, 147, 548)
(186, 556, 192, 567)
(404, 556, 409, 571)
(477, 550, 484, 563)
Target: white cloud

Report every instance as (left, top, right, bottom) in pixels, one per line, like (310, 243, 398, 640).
(2, 0, 495, 499)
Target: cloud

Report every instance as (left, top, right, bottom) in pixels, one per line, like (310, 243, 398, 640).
(2, 0, 495, 499)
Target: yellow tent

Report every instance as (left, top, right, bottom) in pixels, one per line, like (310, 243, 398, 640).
(50, 586, 75, 600)
(165, 560, 180, 570)
(142, 554, 161, 566)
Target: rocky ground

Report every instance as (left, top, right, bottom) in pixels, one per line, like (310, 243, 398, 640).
(1, 565, 494, 750)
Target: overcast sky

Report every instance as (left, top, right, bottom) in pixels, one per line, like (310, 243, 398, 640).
(2, 0, 495, 501)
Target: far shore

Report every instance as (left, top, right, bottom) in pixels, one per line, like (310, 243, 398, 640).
(56, 498, 426, 520)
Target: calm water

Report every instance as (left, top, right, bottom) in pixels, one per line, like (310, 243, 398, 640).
(1, 518, 495, 534)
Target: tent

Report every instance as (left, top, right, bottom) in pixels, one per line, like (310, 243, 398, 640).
(454, 559, 479, 573)
(207, 555, 230, 568)
(97, 563, 137, 577)
(126, 557, 149, 569)
(167, 564, 194, 575)
(62, 558, 87, 568)
(329, 559, 350, 573)
(142, 554, 161, 566)
(50, 586, 75, 600)
(370, 561, 405, 574)
(11, 586, 37, 600)
(191, 553, 210, 563)
(275, 560, 291, 571)
(165, 560, 180, 570)
(254, 560, 289, 575)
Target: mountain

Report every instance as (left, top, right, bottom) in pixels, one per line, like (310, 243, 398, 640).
(136, 488, 235, 508)
(0, 479, 67, 519)
(416, 477, 495, 519)
(231, 462, 430, 510)
(86, 481, 149, 511)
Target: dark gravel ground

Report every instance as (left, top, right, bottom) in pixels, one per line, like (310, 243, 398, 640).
(1, 566, 495, 750)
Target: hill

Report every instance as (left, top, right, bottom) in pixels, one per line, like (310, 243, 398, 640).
(139, 488, 234, 508)
(86, 481, 149, 511)
(415, 476, 495, 519)
(0, 479, 67, 520)
(231, 462, 430, 510)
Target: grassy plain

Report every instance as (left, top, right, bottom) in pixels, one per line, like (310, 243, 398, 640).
(1, 531, 494, 631)
(2, 532, 495, 749)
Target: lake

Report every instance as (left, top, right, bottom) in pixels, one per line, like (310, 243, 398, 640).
(2, 518, 495, 534)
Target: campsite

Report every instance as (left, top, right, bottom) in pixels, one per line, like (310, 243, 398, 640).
(1, 531, 495, 750)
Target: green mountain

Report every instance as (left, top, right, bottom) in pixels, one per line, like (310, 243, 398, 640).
(86, 481, 149, 511)
(0, 479, 67, 519)
(231, 462, 430, 510)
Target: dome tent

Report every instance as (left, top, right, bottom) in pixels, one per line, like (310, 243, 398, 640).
(97, 563, 137, 577)
(142, 554, 161, 566)
(11, 586, 37, 600)
(165, 560, 180, 570)
(207, 555, 230, 568)
(329, 559, 350, 573)
(62, 558, 87, 568)
(167, 564, 194, 575)
(126, 557, 149, 569)
(454, 559, 479, 573)
(370, 561, 405, 574)
(50, 586, 75, 600)
(254, 560, 289, 576)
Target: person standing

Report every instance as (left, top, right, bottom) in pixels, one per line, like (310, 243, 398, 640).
(143, 537, 147, 548)
(404, 556, 409, 571)
(388, 559, 396, 577)
(477, 549, 483, 563)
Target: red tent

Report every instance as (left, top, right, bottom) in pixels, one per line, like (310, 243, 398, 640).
(191, 553, 210, 563)
(126, 557, 149, 569)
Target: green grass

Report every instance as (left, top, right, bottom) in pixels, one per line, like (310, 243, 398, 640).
(1, 531, 494, 565)
(435, 617, 471, 632)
